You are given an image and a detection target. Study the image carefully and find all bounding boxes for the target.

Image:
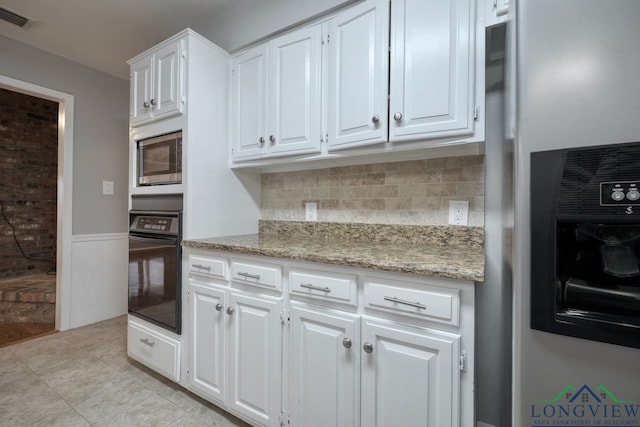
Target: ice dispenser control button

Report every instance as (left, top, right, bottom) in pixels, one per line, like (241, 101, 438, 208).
(627, 190, 640, 201)
(611, 190, 626, 201)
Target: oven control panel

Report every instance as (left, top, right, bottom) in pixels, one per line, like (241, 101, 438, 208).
(600, 181, 640, 206)
(130, 215, 180, 235)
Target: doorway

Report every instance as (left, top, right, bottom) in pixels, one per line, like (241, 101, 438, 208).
(0, 74, 74, 338)
(0, 88, 58, 345)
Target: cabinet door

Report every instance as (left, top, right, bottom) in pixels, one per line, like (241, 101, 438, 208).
(153, 39, 184, 121)
(327, 0, 389, 151)
(268, 26, 322, 157)
(227, 291, 282, 427)
(389, 0, 474, 141)
(361, 318, 461, 427)
(130, 55, 153, 126)
(187, 282, 226, 404)
(290, 304, 360, 427)
(231, 44, 268, 160)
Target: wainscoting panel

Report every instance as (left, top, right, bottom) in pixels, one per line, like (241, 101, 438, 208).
(69, 233, 128, 329)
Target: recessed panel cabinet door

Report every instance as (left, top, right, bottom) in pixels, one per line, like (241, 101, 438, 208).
(389, 0, 474, 141)
(130, 55, 153, 126)
(231, 44, 268, 160)
(360, 318, 461, 427)
(187, 282, 226, 404)
(327, 0, 389, 151)
(290, 304, 360, 427)
(153, 39, 183, 121)
(227, 291, 282, 427)
(268, 26, 322, 156)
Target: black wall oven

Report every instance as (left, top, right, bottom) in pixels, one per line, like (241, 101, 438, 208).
(531, 142, 640, 349)
(128, 209, 182, 334)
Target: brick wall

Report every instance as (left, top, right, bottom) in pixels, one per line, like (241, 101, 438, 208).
(261, 155, 485, 226)
(0, 88, 58, 278)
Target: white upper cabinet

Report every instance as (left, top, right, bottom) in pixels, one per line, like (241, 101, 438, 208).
(389, 0, 474, 142)
(231, 44, 268, 160)
(231, 26, 322, 161)
(129, 38, 184, 127)
(326, 0, 389, 151)
(269, 26, 322, 156)
(130, 55, 153, 125)
(229, 0, 482, 170)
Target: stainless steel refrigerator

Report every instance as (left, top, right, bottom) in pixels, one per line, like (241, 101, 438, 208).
(513, 1, 640, 426)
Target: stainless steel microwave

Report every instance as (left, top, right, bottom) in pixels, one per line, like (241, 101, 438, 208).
(137, 131, 182, 185)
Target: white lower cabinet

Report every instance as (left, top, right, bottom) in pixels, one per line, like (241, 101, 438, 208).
(290, 303, 361, 427)
(185, 249, 473, 427)
(187, 281, 226, 404)
(360, 318, 461, 427)
(226, 291, 282, 426)
(127, 316, 181, 382)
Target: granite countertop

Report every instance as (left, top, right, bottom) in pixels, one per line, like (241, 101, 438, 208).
(183, 221, 485, 282)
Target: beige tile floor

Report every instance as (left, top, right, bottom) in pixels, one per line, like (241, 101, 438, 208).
(0, 315, 249, 426)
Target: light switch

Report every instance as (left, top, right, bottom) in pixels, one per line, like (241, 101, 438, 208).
(102, 180, 114, 196)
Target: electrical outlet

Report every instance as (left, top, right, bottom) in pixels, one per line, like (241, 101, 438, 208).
(305, 202, 318, 221)
(448, 200, 469, 226)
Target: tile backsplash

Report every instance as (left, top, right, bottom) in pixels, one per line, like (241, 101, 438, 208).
(261, 156, 485, 226)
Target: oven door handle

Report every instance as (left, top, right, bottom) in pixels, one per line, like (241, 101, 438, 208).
(129, 234, 179, 245)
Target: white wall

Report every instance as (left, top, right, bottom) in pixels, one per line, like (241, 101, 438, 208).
(193, 0, 358, 51)
(0, 35, 129, 235)
(514, 1, 640, 425)
(70, 234, 128, 328)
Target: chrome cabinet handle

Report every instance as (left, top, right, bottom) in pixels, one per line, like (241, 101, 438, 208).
(259, 137, 265, 144)
(215, 303, 223, 311)
(140, 338, 155, 347)
(393, 112, 403, 121)
(371, 115, 380, 124)
(383, 296, 427, 310)
(269, 135, 276, 143)
(192, 264, 211, 271)
(237, 272, 261, 280)
(227, 307, 235, 315)
(143, 101, 150, 109)
(363, 342, 373, 353)
(299, 283, 331, 293)
(343, 338, 352, 349)
(150, 98, 156, 106)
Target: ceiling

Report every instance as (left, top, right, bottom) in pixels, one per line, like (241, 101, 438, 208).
(0, 0, 235, 80)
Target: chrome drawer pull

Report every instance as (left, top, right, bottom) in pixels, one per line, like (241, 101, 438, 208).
(383, 296, 427, 310)
(237, 272, 261, 280)
(192, 264, 211, 271)
(140, 338, 155, 347)
(300, 283, 331, 293)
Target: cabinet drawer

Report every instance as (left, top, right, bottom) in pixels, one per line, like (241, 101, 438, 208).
(188, 254, 227, 279)
(231, 259, 282, 292)
(128, 319, 181, 381)
(364, 277, 460, 326)
(289, 269, 357, 306)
